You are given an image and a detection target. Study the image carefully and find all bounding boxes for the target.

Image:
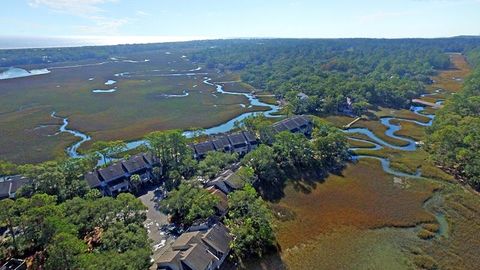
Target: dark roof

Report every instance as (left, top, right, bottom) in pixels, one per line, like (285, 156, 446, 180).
(292, 115, 311, 127)
(282, 118, 301, 131)
(207, 177, 230, 194)
(211, 136, 231, 150)
(98, 162, 126, 182)
(181, 243, 215, 270)
(143, 152, 160, 166)
(227, 132, 247, 146)
(207, 187, 228, 214)
(0, 176, 30, 198)
(201, 223, 232, 255)
(194, 141, 215, 156)
(122, 154, 150, 174)
(272, 115, 312, 133)
(242, 131, 257, 143)
(84, 171, 102, 188)
(272, 122, 289, 133)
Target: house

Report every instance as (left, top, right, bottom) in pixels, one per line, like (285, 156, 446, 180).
(121, 153, 154, 183)
(272, 115, 313, 136)
(0, 259, 26, 270)
(85, 152, 162, 196)
(97, 162, 130, 196)
(193, 141, 216, 160)
(242, 131, 258, 151)
(211, 136, 231, 153)
(227, 132, 249, 155)
(0, 175, 30, 200)
(156, 223, 232, 270)
(206, 170, 245, 195)
(206, 186, 228, 217)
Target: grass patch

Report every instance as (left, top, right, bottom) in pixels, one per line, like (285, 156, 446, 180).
(0, 51, 272, 163)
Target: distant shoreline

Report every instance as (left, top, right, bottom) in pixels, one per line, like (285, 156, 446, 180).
(0, 36, 208, 50)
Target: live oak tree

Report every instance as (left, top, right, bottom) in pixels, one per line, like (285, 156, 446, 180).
(0, 193, 151, 270)
(160, 182, 218, 226)
(225, 184, 275, 260)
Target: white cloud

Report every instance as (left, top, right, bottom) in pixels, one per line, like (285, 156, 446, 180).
(28, 0, 117, 15)
(135, 10, 150, 17)
(28, 0, 129, 34)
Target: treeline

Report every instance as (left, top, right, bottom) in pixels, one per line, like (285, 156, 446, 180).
(426, 57, 480, 190)
(0, 193, 150, 269)
(0, 40, 208, 67)
(191, 38, 480, 114)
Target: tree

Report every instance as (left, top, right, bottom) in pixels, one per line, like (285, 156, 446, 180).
(17, 159, 89, 201)
(272, 131, 314, 171)
(0, 199, 18, 255)
(145, 130, 194, 177)
(243, 145, 283, 186)
(45, 233, 86, 270)
(130, 174, 142, 193)
(239, 115, 276, 144)
(0, 160, 18, 176)
(236, 166, 256, 184)
(91, 140, 127, 165)
(160, 182, 218, 226)
(225, 184, 276, 260)
(197, 151, 238, 179)
(311, 119, 350, 170)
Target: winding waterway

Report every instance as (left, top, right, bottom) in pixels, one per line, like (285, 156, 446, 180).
(53, 70, 439, 181)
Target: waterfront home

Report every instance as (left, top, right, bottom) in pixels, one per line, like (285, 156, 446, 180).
(191, 131, 258, 160)
(97, 162, 130, 196)
(193, 141, 216, 160)
(156, 223, 232, 270)
(227, 132, 249, 155)
(0, 175, 31, 200)
(211, 136, 232, 153)
(85, 153, 161, 196)
(272, 115, 313, 136)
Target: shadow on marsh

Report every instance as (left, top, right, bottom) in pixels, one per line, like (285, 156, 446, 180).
(258, 166, 346, 203)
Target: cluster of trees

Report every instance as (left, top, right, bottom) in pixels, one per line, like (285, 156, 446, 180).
(426, 65, 480, 190)
(190, 38, 479, 115)
(0, 193, 150, 269)
(17, 157, 97, 202)
(160, 182, 219, 227)
(225, 184, 276, 261)
(239, 116, 350, 199)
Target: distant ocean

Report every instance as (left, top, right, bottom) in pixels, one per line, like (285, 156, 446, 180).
(0, 36, 209, 49)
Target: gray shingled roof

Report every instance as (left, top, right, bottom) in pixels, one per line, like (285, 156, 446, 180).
(143, 152, 160, 166)
(84, 171, 102, 188)
(121, 154, 149, 174)
(272, 122, 289, 133)
(227, 132, 247, 146)
(98, 162, 126, 182)
(201, 223, 232, 255)
(211, 136, 231, 151)
(242, 131, 257, 143)
(282, 118, 301, 131)
(194, 141, 216, 156)
(181, 243, 216, 270)
(0, 175, 30, 198)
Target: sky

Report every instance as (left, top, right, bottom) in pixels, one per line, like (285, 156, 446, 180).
(2, 0, 480, 46)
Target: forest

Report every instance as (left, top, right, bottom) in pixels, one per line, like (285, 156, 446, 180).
(191, 38, 480, 114)
(426, 50, 480, 190)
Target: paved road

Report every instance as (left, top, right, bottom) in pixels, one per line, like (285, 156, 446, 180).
(138, 186, 175, 269)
